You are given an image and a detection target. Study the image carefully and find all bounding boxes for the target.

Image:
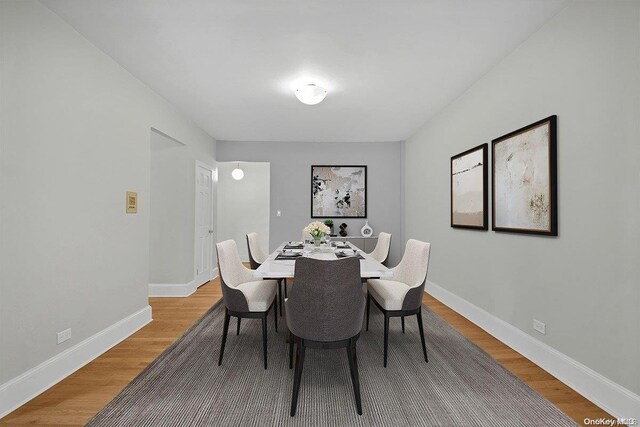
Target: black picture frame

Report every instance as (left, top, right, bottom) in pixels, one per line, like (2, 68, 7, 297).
(451, 143, 488, 230)
(311, 165, 367, 218)
(491, 115, 557, 236)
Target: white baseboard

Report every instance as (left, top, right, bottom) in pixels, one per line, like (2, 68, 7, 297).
(149, 268, 218, 297)
(425, 280, 640, 420)
(0, 305, 152, 419)
(149, 280, 197, 297)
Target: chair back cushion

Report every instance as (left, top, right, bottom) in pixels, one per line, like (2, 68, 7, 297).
(246, 232, 268, 268)
(392, 239, 431, 310)
(286, 257, 365, 342)
(216, 240, 255, 312)
(369, 232, 392, 263)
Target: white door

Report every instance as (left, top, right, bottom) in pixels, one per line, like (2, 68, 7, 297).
(195, 162, 214, 285)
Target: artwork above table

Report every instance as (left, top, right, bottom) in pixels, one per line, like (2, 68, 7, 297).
(311, 165, 367, 218)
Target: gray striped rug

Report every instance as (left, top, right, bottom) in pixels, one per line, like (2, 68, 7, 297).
(87, 301, 577, 426)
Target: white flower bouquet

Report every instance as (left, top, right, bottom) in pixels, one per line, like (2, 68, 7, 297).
(303, 221, 331, 245)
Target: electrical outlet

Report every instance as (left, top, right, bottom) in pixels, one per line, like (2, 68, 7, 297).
(276, 210, 282, 217)
(57, 328, 72, 344)
(533, 319, 546, 335)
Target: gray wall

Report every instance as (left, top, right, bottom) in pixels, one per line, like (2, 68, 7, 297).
(403, 1, 639, 395)
(0, 0, 216, 384)
(217, 141, 402, 265)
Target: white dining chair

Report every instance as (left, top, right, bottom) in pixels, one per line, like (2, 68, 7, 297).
(246, 232, 286, 317)
(216, 239, 278, 369)
(246, 232, 268, 270)
(366, 239, 431, 367)
(368, 232, 391, 264)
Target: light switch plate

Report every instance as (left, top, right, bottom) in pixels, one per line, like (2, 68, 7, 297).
(126, 191, 138, 214)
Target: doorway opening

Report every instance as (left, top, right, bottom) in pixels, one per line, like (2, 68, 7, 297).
(216, 161, 270, 261)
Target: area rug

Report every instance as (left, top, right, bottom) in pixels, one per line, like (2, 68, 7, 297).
(87, 300, 577, 426)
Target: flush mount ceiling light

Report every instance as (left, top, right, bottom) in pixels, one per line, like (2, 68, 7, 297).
(231, 163, 244, 180)
(294, 83, 327, 105)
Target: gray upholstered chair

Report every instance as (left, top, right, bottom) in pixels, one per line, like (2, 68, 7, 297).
(286, 257, 365, 416)
(216, 240, 278, 369)
(366, 239, 431, 367)
(368, 232, 391, 265)
(247, 232, 288, 317)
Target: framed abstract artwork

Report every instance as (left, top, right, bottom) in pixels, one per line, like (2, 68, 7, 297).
(492, 115, 557, 236)
(311, 165, 367, 218)
(451, 143, 488, 230)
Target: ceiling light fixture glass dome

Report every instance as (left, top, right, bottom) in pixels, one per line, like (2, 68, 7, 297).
(294, 83, 327, 105)
(231, 163, 244, 180)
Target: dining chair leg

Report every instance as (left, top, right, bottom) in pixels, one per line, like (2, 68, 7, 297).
(278, 279, 283, 317)
(218, 309, 230, 366)
(290, 339, 306, 417)
(417, 308, 428, 363)
(366, 293, 371, 331)
(288, 331, 294, 369)
(262, 315, 268, 369)
(236, 317, 241, 335)
(273, 301, 278, 332)
(346, 339, 363, 415)
(346, 339, 356, 385)
(353, 339, 359, 372)
(383, 313, 389, 367)
(401, 316, 405, 333)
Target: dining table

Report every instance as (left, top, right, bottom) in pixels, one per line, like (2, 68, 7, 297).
(254, 239, 393, 322)
(254, 241, 393, 280)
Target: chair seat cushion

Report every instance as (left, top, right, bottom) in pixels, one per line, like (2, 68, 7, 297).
(367, 279, 410, 311)
(236, 280, 277, 312)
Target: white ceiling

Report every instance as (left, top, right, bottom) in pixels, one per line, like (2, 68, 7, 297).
(42, 0, 567, 143)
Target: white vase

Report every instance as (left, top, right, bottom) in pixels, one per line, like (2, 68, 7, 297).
(361, 221, 373, 237)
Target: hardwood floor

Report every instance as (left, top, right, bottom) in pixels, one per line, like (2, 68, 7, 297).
(1, 280, 613, 426)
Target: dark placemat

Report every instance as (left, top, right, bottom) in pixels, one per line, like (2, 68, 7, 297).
(275, 253, 303, 260)
(335, 252, 365, 259)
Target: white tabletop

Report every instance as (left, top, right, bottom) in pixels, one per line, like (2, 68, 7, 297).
(254, 241, 393, 280)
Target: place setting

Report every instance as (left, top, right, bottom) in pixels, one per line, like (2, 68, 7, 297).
(274, 249, 303, 260)
(334, 248, 365, 259)
(283, 241, 304, 250)
(332, 241, 351, 249)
